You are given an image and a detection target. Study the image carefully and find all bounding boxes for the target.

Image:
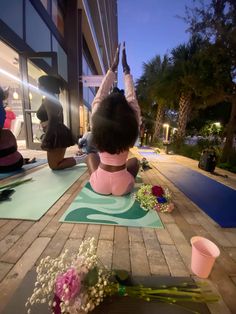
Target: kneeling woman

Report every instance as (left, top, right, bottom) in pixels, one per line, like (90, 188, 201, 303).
(37, 75, 85, 170)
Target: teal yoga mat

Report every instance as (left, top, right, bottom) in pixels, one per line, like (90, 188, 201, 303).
(60, 182, 163, 229)
(0, 164, 87, 220)
(0, 159, 47, 180)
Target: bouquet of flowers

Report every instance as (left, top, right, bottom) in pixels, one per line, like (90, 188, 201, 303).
(135, 184, 174, 213)
(26, 238, 219, 314)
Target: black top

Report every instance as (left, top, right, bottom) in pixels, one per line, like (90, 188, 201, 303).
(36, 98, 75, 150)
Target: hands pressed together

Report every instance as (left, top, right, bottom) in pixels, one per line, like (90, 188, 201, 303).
(110, 42, 130, 75)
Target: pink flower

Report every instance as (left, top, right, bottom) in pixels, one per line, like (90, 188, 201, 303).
(55, 268, 81, 301)
(152, 185, 164, 197)
(167, 203, 174, 213)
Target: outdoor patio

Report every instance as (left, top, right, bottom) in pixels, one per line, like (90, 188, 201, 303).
(0, 145, 236, 313)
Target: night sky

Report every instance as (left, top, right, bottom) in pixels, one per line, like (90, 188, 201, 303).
(117, 0, 194, 88)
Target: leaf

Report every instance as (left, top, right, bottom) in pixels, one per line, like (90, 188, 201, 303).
(84, 267, 98, 287)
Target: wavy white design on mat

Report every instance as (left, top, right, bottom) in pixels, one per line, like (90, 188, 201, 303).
(86, 211, 161, 227)
(69, 186, 136, 214)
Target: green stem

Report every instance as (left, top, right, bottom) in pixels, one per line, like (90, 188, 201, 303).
(0, 178, 32, 190)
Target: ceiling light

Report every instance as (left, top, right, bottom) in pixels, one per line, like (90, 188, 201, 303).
(13, 91, 19, 99)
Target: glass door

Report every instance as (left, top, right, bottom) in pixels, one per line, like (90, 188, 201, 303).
(20, 52, 58, 149)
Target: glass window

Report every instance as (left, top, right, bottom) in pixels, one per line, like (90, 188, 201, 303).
(88, 88, 95, 105)
(52, 36, 68, 81)
(0, 40, 23, 135)
(40, 0, 49, 11)
(82, 55, 88, 75)
(25, 0, 51, 52)
(52, 0, 64, 36)
(0, 0, 23, 38)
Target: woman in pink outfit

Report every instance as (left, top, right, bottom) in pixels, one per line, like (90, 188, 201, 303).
(87, 43, 141, 196)
(4, 106, 16, 129)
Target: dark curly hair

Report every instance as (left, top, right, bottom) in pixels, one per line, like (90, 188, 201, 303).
(92, 92, 139, 154)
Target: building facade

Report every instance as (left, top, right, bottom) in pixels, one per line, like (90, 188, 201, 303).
(0, 0, 118, 149)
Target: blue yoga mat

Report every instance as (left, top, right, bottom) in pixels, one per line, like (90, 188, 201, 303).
(0, 159, 47, 180)
(155, 163, 236, 228)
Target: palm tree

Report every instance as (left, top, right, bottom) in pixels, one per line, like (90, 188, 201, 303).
(185, 0, 236, 161)
(169, 37, 206, 140)
(136, 55, 172, 140)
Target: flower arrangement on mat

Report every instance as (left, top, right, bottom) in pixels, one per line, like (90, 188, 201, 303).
(135, 184, 174, 213)
(26, 238, 219, 314)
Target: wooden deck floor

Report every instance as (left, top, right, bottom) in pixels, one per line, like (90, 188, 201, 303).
(0, 146, 236, 313)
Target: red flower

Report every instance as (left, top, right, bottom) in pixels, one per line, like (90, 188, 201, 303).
(152, 185, 164, 197)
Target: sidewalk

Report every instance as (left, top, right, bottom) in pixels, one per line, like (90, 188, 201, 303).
(0, 146, 236, 313)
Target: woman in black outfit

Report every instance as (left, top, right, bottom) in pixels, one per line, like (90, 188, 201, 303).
(37, 75, 85, 170)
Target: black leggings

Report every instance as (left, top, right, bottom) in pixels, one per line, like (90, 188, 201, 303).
(0, 157, 24, 173)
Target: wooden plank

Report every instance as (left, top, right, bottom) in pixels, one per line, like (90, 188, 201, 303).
(194, 277, 232, 314)
(10, 221, 34, 236)
(37, 223, 74, 261)
(0, 235, 20, 258)
(0, 221, 21, 241)
(0, 262, 13, 282)
(0, 237, 50, 312)
(130, 241, 150, 276)
(210, 264, 236, 314)
(142, 228, 169, 275)
(112, 226, 130, 271)
(223, 230, 236, 246)
(165, 223, 192, 271)
(84, 224, 101, 244)
(193, 212, 233, 247)
(97, 239, 113, 269)
(39, 203, 69, 237)
(0, 215, 52, 264)
(99, 225, 114, 240)
(0, 220, 9, 228)
(155, 228, 174, 245)
(128, 227, 143, 243)
(161, 245, 189, 277)
(69, 224, 88, 239)
(46, 192, 71, 217)
(63, 238, 83, 255)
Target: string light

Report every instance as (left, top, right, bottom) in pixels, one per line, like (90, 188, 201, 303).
(13, 91, 19, 99)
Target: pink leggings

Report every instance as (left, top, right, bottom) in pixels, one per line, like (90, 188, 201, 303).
(90, 167, 135, 196)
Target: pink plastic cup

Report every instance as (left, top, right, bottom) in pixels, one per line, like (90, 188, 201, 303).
(190, 236, 220, 279)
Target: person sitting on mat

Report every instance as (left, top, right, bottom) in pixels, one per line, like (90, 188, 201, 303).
(0, 87, 36, 173)
(86, 42, 141, 196)
(78, 125, 97, 155)
(36, 75, 86, 170)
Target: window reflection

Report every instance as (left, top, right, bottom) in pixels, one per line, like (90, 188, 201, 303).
(0, 0, 23, 38)
(52, 0, 64, 36)
(52, 36, 68, 81)
(40, 0, 49, 11)
(26, 0, 51, 52)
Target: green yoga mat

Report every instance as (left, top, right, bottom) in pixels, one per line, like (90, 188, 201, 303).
(0, 164, 87, 220)
(60, 182, 163, 229)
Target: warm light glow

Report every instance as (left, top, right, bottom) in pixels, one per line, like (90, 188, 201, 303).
(163, 123, 169, 128)
(0, 68, 59, 104)
(29, 92, 33, 100)
(13, 91, 19, 99)
(213, 122, 221, 127)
